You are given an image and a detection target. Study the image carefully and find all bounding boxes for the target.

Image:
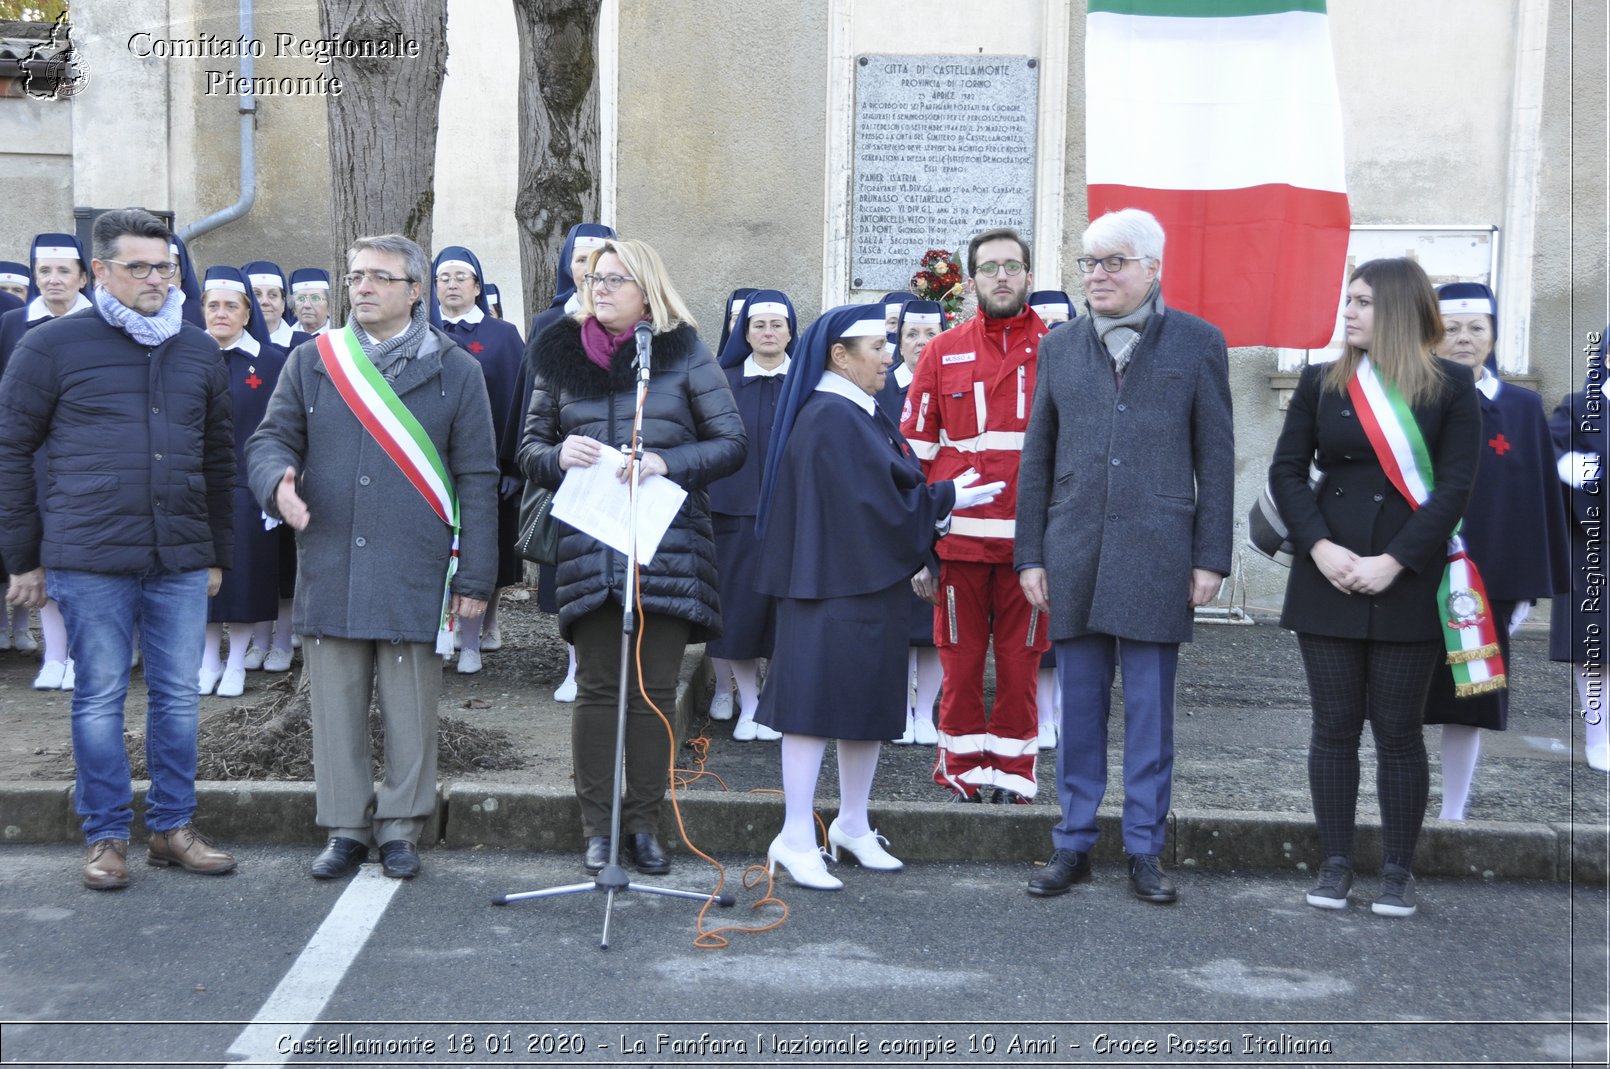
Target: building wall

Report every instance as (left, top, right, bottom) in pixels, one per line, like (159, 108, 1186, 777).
(615, 0, 831, 330)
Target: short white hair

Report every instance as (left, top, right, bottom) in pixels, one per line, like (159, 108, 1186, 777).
(1083, 209, 1165, 265)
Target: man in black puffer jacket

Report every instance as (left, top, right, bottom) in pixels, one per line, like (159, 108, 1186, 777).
(0, 208, 237, 891)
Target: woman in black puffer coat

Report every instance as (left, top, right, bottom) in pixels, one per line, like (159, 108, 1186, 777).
(519, 238, 745, 876)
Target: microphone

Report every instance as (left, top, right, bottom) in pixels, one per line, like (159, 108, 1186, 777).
(634, 321, 653, 375)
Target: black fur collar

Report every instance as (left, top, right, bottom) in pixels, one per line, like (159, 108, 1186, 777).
(527, 317, 701, 398)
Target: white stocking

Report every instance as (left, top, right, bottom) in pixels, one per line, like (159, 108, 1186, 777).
(202, 623, 224, 675)
(1438, 724, 1482, 821)
(251, 621, 272, 652)
(458, 612, 483, 653)
(562, 643, 578, 684)
(40, 600, 68, 663)
(483, 594, 500, 635)
(272, 599, 294, 653)
(1036, 667, 1060, 728)
(834, 739, 882, 838)
(779, 734, 829, 851)
(224, 625, 251, 672)
(911, 647, 943, 726)
(729, 659, 762, 721)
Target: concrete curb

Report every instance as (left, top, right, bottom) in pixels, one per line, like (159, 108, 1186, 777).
(3, 780, 1601, 884)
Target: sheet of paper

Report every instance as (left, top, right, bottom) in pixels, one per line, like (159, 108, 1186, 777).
(550, 443, 688, 566)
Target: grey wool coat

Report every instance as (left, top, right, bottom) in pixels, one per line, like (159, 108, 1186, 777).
(1015, 306, 1235, 644)
(245, 327, 500, 644)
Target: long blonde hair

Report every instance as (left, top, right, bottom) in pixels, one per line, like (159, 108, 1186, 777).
(576, 238, 698, 334)
(1323, 257, 1446, 407)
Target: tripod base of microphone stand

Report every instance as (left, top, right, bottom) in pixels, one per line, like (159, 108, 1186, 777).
(492, 861, 736, 949)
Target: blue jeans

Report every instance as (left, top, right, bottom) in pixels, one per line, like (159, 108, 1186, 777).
(47, 568, 209, 843)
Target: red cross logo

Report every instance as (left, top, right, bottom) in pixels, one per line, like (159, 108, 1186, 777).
(1488, 434, 1510, 456)
(467, 341, 485, 354)
(245, 373, 262, 389)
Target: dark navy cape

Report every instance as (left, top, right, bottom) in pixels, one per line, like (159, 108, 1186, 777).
(705, 362, 787, 659)
(210, 340, 286, 622)
(753, 389, 955, 738)
(1550, 386, 1609, 664)
(444, 313, 527, 588)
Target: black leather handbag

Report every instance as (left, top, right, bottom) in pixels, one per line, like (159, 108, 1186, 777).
(516, 482, 560, 565)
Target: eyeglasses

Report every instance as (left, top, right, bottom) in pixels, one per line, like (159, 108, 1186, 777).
(292, 294, 328, 306)
(584, 272, 637, 293)
(434, 272, 475, 285)
(104, 259, 180, 279)
(974, 260, 1026, 278)
(344, 270, 412, 287)
(1076, 255, 1149, 274)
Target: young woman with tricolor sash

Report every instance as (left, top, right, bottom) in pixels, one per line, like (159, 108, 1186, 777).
(1269, 257, 1485, 918)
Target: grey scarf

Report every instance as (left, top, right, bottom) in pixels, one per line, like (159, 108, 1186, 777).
(94, 285, 184, 347)
(1091, 281, 1163, 378)
(351, 299, 429, 382)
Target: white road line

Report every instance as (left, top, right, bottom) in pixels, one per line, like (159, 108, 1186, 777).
(224, 866, 402, 1065)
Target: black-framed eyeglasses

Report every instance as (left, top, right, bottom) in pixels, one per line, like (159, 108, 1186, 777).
(344, 270, 412, 287)
(104, 259, 179, 279)
(584, 272, 637, 293)
(1076, 255, 1149, 274)
(974, 260, 1026, 278)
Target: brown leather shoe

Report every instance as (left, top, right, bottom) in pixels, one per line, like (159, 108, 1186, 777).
(147, 823, 237, 875)
(84, 839, 130, 891)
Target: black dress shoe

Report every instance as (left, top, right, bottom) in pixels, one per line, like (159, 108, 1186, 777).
(310, 836, 368, 880)
(1027, 848, 1092, 897)
(1128, 853, 1178, 903)
(624, 832, 670, 875)
(583, 836, 608, 874)
(378, 839, 421, 880)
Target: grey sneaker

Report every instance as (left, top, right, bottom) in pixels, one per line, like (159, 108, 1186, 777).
(1304, 856, 1353, 909)
(1371, 862, 1417, 917)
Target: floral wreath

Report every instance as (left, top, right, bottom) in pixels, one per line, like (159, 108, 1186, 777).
(908, 248, 966, 326)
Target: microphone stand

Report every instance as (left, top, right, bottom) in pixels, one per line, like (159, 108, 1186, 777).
(494, 321, 734, 948)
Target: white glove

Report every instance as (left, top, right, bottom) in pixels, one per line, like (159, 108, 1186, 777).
(1509, 600, 1531, 636)
(951, 468, 1006, 510)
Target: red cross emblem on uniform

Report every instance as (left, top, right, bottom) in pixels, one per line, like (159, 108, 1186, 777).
(467, 341, 485, 354)
(245, 372, 262, 389)
(1489, 434, 1510, 456)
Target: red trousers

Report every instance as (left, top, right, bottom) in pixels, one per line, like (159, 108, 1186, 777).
(931, 559, 1048, 798)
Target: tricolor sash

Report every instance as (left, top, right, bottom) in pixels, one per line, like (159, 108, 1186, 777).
(316, 326, 461, 655)
(1348, 358, 1505, 697)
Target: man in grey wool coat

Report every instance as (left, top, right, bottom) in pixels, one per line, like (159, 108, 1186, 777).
(1015, 208, 1235, 905)
(246, 234, 498, 882)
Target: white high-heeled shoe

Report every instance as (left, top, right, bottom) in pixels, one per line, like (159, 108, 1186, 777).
(767, 835, 842, 890)
(827, 818, 904, 871)
(912, 717, 938, 746)
(197, 667, 222, 695)
(894, 713, 916, 745)
(1036, 721, 1058, 751)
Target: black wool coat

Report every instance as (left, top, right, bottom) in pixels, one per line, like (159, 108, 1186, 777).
(518, 318, 746, 643)
(1271, 360, 1481, 641)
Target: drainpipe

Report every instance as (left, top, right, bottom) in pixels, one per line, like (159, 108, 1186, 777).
(179, 0, 255, 241)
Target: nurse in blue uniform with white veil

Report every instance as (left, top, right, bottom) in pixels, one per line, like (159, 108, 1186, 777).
(753, 303, 1000, 890)
(0, 233, 93, 687)
(706, 289, 796, 740)
(520, 222, 615, 702)
(197, 265, 284, 699)
(880, 299, 947, 747)
(430, 245, 528, 674)
(1418, 282, 1569, 816)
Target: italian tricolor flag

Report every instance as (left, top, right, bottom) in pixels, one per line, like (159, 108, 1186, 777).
(1087, 0, 1350, 348)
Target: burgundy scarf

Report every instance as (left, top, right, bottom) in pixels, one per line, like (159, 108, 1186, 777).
(580, 315, 648, 370)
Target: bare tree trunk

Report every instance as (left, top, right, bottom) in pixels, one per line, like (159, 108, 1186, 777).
(511, 0, 601, 323)
(319, 0, 449, 297)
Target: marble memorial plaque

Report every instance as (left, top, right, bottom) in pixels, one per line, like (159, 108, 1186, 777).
(852, 55, 1039, 291)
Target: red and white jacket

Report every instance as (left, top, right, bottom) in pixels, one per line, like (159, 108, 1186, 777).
(900, 307, 1047, 564)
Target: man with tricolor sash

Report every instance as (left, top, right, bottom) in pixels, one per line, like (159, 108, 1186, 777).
(247, 234, 499, 883)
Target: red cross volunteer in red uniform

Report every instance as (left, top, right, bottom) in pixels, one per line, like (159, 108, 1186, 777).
(901, 227, 1049, 802)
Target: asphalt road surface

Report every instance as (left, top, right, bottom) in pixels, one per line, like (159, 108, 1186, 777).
(0, 845, 1604, 1068)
